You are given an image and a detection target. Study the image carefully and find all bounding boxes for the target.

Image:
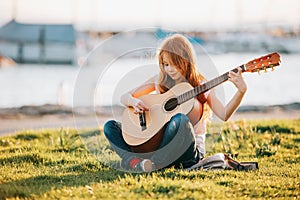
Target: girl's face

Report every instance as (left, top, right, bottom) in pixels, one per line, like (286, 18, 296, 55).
(162, 54, 183, 82)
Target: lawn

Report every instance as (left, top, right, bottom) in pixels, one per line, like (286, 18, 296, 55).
(0, 119, 299, 199)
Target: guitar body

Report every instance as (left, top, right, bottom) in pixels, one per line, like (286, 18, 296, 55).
(122, 82, 195, 152)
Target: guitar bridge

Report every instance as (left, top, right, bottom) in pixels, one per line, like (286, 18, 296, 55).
(139, 112, 147, 131)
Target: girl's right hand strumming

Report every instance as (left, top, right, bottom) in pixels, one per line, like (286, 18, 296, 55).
(132, 98, 149, 114)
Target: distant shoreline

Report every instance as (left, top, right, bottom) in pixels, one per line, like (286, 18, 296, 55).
(0, 102, 299, 136)
(237, 102, 300, 112)
(0, 102, 299, 118)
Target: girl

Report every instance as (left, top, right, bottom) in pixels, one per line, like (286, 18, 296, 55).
(104, 34, 247, 172)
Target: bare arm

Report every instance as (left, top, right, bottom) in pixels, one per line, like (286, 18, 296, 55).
(207, 67, 247, 121)
(120, 76, 156, 114)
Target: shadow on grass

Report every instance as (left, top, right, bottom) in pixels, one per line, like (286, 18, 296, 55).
(0, 154, 46, 166)
(256, 124, 298, 134)
(0, 163, 127, 199)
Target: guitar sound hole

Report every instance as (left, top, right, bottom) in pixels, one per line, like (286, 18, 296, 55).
(164, 98, 178, 111)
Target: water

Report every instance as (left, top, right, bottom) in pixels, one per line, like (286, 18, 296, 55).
(0, 53, 299, 108)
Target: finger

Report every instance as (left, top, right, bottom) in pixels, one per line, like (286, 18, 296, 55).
(228, 71, 236, 79)
(135, 102, 145, 110)
(237, 67, 243, 75)
(138, 102, 149, 111)
(228, 77, 233, 83)
(142, 104, 149, 111)
(134, 107, 142, 114)
(228, 74, 238, 83)
(135, 104, 143, 110)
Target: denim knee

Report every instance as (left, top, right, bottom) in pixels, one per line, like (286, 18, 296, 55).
(162, 113, 191, 143)
(172, 113, 190, 125)
(170, 113, 195, 141)
(103, 120, 119, 140)
(167, 113, 190, 133)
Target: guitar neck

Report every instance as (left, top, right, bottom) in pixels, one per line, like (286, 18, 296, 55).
(177, 64, 246, 104)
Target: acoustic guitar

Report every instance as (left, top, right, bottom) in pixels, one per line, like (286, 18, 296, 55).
(122, 52, 281, 152)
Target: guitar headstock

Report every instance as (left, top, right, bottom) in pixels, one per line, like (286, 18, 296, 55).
(244, 52, 281, 73)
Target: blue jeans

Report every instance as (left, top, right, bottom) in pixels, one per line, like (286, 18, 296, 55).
(104, 113, 201, 170)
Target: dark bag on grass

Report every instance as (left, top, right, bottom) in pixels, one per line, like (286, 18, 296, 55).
(186, 153, 258, 171)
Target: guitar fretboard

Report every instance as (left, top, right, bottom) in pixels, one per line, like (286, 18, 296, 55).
(177, 64, 245, 104)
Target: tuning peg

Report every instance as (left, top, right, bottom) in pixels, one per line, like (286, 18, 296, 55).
(258, 70, 260, 75)
(271, 67, 274, 71)
(264, 68, 267, 73)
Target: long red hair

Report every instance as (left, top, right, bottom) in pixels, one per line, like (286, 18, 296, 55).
(157, 34, 211, 119)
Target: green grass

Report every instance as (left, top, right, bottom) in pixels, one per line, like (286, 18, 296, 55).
(0, 119, 299, 199)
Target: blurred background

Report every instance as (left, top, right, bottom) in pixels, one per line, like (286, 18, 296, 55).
(0, 0, 299, 113)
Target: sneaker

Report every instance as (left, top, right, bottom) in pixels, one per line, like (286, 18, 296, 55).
(134, 159, 154, 172)
(120, 158, 155, 172)
(122, 158, 154, 172)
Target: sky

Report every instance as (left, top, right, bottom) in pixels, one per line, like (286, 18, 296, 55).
(0, 0, 300, 31)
